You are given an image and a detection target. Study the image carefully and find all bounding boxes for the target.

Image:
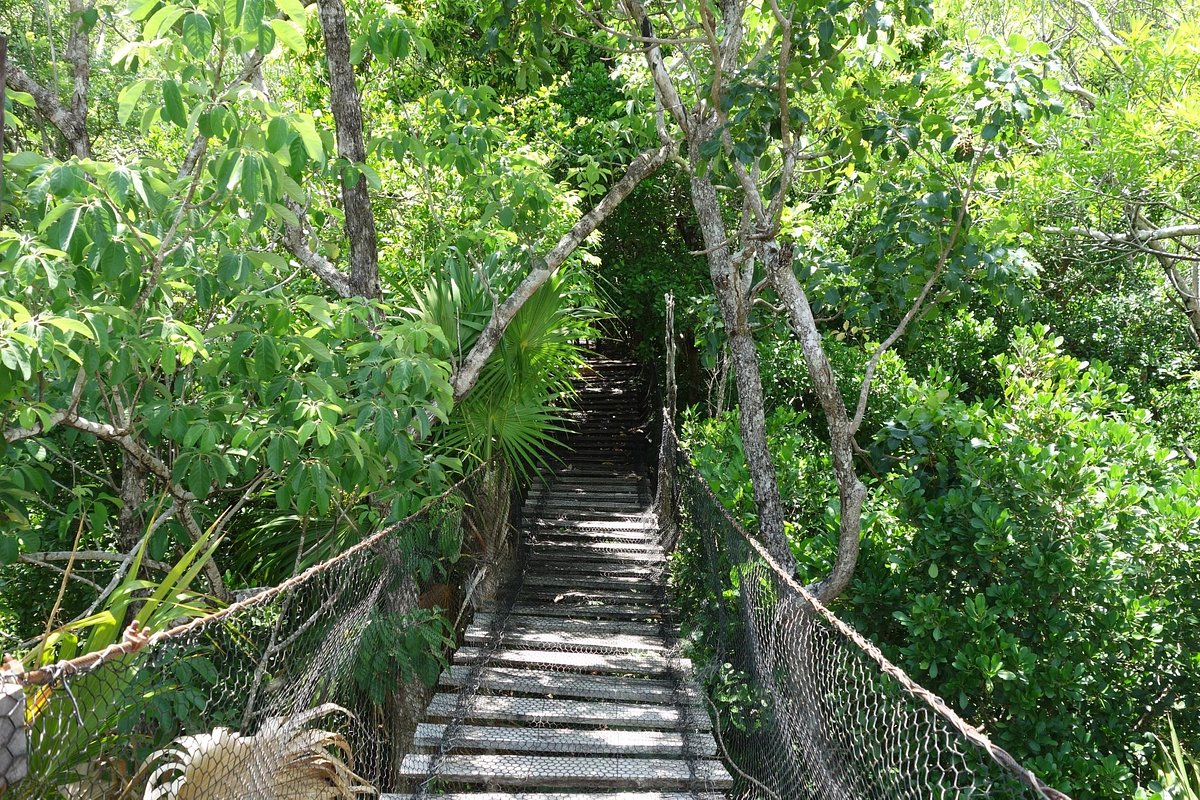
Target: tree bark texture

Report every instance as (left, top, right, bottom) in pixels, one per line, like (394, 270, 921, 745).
(689, 172, 793, 568)
(768, 248, 867, 603)
(317, 0, 379, 300)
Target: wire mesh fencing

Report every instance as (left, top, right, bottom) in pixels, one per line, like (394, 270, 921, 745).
(0, 463, 513, 800)
(664, 426, 1070, 800)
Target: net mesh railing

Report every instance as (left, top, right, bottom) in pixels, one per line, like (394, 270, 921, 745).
(0, 462, 514, 800)
(662, 424, 1069, 800)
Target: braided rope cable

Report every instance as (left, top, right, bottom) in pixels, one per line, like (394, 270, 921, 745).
(13, 461, 492, 688)
(662, 420, 1072, 800)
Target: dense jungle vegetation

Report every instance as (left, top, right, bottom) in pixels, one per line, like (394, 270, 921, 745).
(1, 0, 1198, 796)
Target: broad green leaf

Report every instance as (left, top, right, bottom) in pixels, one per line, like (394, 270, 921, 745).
(117, 80, 149, 125)
(288, 114, 324, 162)
(269, 18, 305, 54)
(182, 13, 214, 58)
(162, 79, 187, 128)
(44, 317, 96, 339)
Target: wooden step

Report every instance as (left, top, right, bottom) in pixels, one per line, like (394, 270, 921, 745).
(471, 613, 666, 638)
(529, 540, 664, 555)
(528, 519, 657, 531)
(516, 587, 663, 606)
(521, 573, 664, 590)
(424, 694, 708, 730)
(396, 754, 732, 790)
(499, 603, 670, 621)
(530, 548, 663, 564)
(522, 560, 662, 578)
(383, 793, 725, 800)
(454, 646, 679, 675)
(438, 665, 698, 705)
(527, 529, 661, 544)
(465, 626, 668, 654)
(411, 723, 717, 757)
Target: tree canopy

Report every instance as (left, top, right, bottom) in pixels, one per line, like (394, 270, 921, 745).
(2, 0, 1199, 796)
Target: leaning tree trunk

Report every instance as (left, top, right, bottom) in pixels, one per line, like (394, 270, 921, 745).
(688, 172, 793, 568)
(767, 246, 867, 603)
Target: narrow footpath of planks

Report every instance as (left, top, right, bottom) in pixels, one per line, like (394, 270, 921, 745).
(392, 357, 732, 800)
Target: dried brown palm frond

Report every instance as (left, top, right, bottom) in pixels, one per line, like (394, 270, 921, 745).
(142, 703, 375, 800)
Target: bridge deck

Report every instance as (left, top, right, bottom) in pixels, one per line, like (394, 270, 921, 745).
(393, 358, 731, 798)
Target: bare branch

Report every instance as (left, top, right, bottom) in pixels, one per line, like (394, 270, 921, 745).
(849, 150, 986, 435)
(1066, 0, 1126, 46)
(1046, 222, 1200, 244)
(3, 369, 86, 444)
(623, 0, 692, 136)
(450, 143, 672, 402)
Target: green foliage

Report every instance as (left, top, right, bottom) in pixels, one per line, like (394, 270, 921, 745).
(352, 608, 453, 704)
(410, 254, 599, 478)
(871, 328, 1200, 796)
(1137, 718, 1200, 800)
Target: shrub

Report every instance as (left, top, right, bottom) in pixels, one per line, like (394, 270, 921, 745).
(874, 327, 1200, 798)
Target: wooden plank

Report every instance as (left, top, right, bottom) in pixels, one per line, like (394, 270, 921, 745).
(464, 626, 668, 654)
(530, 548, 663, 564)
(471, 613, 665, 638)
(522, 561, 662, 579)
(521, 573, 661, 590)
(396, 754, 732, 790)
(424, 694, 709, 730)
(437, 665, 698, 705)
(516, 587, 663, 605)
(383, 791, 726, 800)
(529, 540, 664, 555)
(497, 602, 668, 620)
(527, 519, 657, 531)
(453, 646, 681, 675)
(528, 529, 661, 544)
(411, 723, 717, 757)
(527, 502, 650, 514)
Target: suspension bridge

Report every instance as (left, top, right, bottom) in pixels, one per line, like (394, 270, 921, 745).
(0, 350, 1069, 800)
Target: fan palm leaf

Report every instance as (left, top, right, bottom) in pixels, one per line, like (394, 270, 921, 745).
(141, 703, 373, 800)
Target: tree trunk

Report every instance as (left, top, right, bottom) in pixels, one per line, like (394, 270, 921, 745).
(768, 247, 867, 603)
(316, 0, 379, 300)
(689, 172, 793, 568)
(117, 458, 148, 551)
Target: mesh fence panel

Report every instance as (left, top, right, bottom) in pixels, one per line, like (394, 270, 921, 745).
(666, 428, 1067, 800)
(2, 464, 511, 800)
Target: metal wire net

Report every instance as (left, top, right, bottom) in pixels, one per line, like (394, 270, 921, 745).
(0, 464, 513, 800)
(665, 425, 1068, 800)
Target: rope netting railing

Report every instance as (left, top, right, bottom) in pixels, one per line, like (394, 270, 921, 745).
(660, 422, 1071, 800)
(0, 462, 515, 800)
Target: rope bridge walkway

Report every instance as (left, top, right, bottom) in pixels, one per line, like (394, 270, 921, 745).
(395, 358, 733, 798)
(0, 352, 1071, 800)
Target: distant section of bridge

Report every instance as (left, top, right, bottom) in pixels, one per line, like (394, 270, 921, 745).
(394, 357, 733, 798)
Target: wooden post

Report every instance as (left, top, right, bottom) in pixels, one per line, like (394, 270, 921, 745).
(656, 293, 679, 545)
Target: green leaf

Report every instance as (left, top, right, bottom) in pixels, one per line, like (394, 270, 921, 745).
(288, 114, 324, 162)
(241, 154, 262, 203)
(269, 18, 305, 53)
(162, 79, 187, 127)
(266, 116, 291, 151)
(5, 151, 50, 171)
(276, 0, 306, 21)
(45, 317, 96, 339)
(118, 80, 149, 125)
(242, 0, 264, 31)
(182, 13, 214, 58)
(0, 535, 18, 565)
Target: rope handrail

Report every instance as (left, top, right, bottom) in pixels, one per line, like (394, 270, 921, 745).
(6, 461, 492, 688)
(663, 421, 1071, 800)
